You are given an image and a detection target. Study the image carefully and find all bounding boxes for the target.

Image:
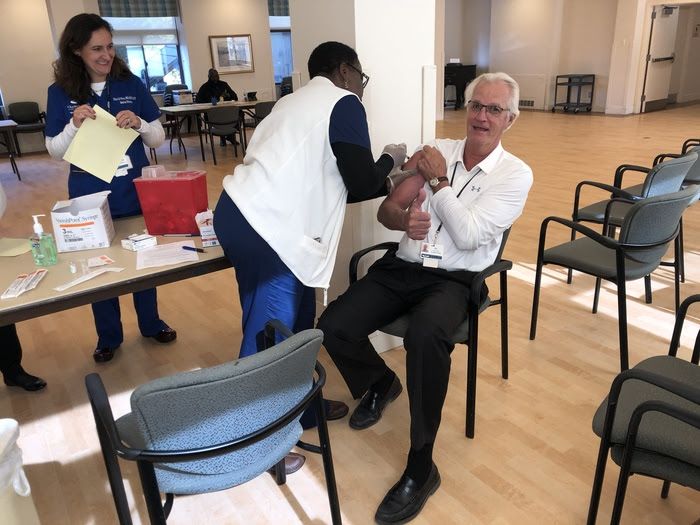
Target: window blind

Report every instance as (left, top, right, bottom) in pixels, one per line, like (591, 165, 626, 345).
(98, 0, 179, 17)
(268, 0, 289, 17)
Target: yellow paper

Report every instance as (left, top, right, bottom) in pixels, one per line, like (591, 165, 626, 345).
(0, 238, 32, 256)
(63, 105, 139, 184)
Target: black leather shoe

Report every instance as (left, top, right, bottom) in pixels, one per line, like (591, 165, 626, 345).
(326, 399, 349, 421)
(148, 327, 177, 344)
(93, 346, 119, 363)
(3, 368, 47, 392)
(375, 463, 440, 525)
(267, 451, 306, 476)
(219, 138, 227, 146)
(349, 375, 402, 430)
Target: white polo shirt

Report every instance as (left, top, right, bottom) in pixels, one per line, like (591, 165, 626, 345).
(397, 138, 533, 272)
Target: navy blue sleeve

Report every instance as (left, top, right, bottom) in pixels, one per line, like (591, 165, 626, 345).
(328, 95, 392, 201)
(329, 95, 371, 148)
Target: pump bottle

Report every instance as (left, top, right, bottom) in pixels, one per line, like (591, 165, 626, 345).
(30, 214, 58, 267)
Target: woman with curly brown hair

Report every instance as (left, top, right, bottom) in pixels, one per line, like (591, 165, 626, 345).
(45, 13, 176, 363)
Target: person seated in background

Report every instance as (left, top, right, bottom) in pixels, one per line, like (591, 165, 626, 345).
(196, 68, 239, 146)
(0, 182, 46, 392)
(317, 73, 533, 524)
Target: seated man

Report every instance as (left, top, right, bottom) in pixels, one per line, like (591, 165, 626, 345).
(317, 72, 533, 525)
(196, 68, 239, 146)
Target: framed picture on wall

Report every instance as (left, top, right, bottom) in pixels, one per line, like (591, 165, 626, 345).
(208, 34, 254, 74)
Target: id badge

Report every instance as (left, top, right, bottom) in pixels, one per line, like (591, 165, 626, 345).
(114, 155, 132, 177)
(420, 242, 443, 268)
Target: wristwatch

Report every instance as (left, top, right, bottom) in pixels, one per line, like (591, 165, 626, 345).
(429, 176, 449, 188)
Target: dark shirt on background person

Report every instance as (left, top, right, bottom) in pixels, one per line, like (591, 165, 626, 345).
(196, 68, 238, 103)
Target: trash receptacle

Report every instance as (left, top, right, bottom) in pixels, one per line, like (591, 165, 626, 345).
(0, 419, 41, 525)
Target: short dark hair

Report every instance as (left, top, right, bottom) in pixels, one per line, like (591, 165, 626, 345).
(307, 41, 358, 78)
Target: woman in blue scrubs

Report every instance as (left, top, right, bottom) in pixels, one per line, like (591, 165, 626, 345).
(45, 13, 176, 363)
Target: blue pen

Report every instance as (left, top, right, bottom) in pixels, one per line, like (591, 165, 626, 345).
(182, 246, 205, 253)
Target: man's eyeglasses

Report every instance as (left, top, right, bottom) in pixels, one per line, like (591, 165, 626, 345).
(347, 62, 370, 88)
(468, 100, 509, 116)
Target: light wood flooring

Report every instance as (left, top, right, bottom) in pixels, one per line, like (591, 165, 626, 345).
(1, 104, 700, 524)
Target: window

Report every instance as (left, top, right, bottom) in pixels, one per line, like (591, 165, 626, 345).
(270, 31, 293, 84)
(105, 17, 183, 93)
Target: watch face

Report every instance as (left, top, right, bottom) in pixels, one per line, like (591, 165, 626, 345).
(429, 178, 438, 187)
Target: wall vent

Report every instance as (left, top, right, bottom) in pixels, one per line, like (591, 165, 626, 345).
(519, 99, 535, 108)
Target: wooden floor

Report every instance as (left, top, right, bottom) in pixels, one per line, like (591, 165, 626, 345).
(1, 104, 699, 524)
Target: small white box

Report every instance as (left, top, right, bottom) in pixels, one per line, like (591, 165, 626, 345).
(50, 191, 115, 253)
(173, 90, 193, 105)
(121, 233, 157, 251)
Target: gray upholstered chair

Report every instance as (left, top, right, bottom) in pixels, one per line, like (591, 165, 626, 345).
(530, 186, 699, 371)
(643, 145, 700, 283)
(349, 227, 512, 439)
(569, 152, 698, 301)
(203, 105, 244, 164)
(85, 322, 341, 524)
(7, 101, 46, 156)
(586, 293, 700, 525)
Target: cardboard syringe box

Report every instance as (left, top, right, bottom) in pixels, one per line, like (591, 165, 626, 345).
(50, 191, 115, 252)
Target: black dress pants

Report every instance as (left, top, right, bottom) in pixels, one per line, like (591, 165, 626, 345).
(318, 254, 477, 449)
(0, 323, 23, 376)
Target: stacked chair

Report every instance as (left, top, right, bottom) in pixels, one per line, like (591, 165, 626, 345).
(587, 293, 700, 524)
(530, 185, 698, 371)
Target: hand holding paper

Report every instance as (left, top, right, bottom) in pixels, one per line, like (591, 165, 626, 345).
(63, 105, 139, 184)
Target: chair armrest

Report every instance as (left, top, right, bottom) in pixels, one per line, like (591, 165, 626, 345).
(653, 152, 681, 166)
(469, 259, 512, 304)
(601, 196, 637, 230)
(668, 294, 700, 364)
(349, 241, 398, 283)
(85, 373, 141, 461)
(540, 215, 620, 250)
(682, 138, 700, 154)
(613, 164, 651, 188)
(263, 319, 294, 350)
(572, 180, 638, 220)
(39, 111, 46, 123)
(600, 367, 700, 445)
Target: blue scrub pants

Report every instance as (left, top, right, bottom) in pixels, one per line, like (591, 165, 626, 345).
(214, 191, 325, 428)
(92, 289, 167, 348)
(214, 191, 316, 358)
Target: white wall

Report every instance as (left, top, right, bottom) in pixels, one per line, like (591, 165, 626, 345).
(178, 0, 274, 103)
(289, 0, 356, 88)
(490, 0, 564, 111)
(558, 0, 616, 112)
(0, 0, 62, 153)
(676, 5, 700, 103)
(444, 0, 464, 63)
(461, 0, 491, 74)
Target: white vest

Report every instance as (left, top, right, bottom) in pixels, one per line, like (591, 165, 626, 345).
(222, 76, 353, 289)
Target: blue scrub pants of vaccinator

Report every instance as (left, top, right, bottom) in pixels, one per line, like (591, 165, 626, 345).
(214, 191, 316, 357)
(92, 288, 167, 348)
(215, 192, 325, 428)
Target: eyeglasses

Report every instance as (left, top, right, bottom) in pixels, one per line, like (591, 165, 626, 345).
(468, 100, 509, 116)
(346, 62, 370, 88)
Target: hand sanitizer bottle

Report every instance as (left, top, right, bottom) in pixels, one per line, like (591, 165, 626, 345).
(29, 214, 58, 267)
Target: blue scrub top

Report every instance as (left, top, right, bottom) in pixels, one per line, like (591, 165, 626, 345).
(329, 94, 371, 149)
(46, 74, 161, 217)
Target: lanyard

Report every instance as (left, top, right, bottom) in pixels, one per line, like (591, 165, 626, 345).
(433, 164, 482, 243)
